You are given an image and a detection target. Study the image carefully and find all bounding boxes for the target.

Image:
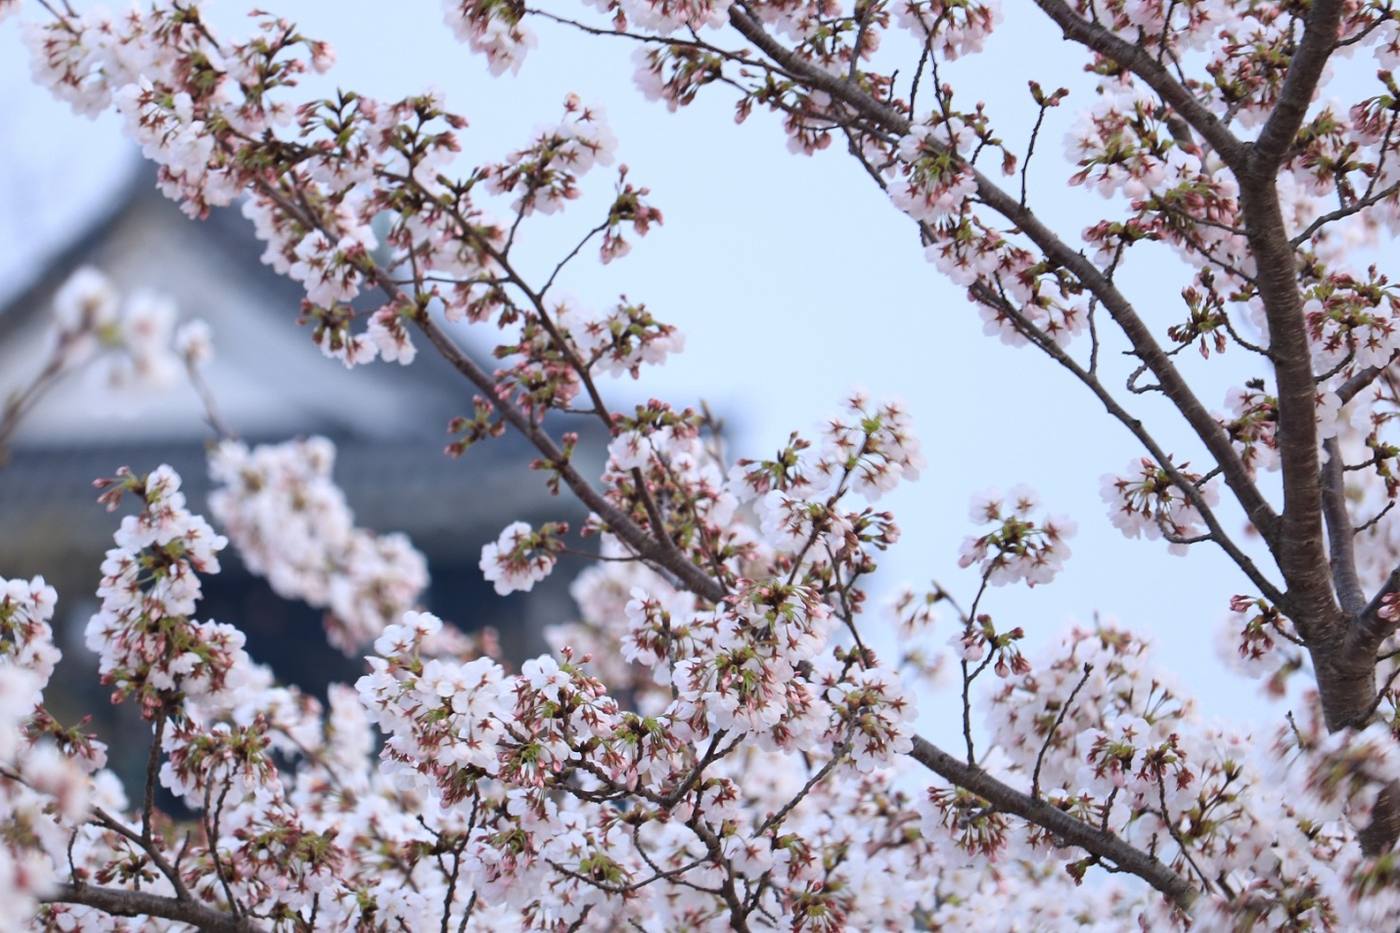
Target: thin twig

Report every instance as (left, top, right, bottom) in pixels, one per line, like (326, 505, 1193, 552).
(1032, 663, 1093, 800)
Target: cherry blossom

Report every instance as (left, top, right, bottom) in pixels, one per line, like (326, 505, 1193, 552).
(957, 486, 1076, 587)
(7, 0, 1400, 928)
(479, 521, 565, 596)
(1101, 458, 1218, 556)
(208, 437, 429, 652)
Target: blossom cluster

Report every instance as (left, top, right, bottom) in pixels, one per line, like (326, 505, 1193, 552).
(1100, 458, 1218, 555)
(86, 464, 244, 719)
(21, 0, 662, 390)
(1, 266, 210, 423)
(962, 626, 1400, 928)
(207, 437, 429, 652)
(478, 520, 565, 596)
(0, 576, 98, 933)
(0, 321, 1397, 930)
(957, 486, 1076, 586)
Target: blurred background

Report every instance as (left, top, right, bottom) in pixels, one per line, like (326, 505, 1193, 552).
(0, 3, 1306, 789)
(0, 164, 601, 786)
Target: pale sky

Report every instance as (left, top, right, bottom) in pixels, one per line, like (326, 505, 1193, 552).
(0, 3, 1308, 746)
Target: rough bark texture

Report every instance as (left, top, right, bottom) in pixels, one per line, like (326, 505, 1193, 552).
(44, 884, 268, 932)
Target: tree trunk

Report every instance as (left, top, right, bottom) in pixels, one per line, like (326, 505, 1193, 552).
(1307, 616, 1400, 855)
(1310, 634, 1379, 732)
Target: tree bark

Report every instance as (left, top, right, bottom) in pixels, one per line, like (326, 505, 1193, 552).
(44, 884, 266, 932)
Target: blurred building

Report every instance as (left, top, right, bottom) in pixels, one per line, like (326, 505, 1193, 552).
(0, 168, 594, 782)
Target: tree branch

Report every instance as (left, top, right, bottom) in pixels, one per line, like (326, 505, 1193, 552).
(967, 282, 1286, 606)
(1322, 437, 1366, 616)
(1355, 567, 1400, 652)
(42, 884, 267, 932)
(1032, 663, 1093, 800)
(413, 311, 726, 605)
(1250, 0, 1344, 169)
(1211, 0, 1348, 654)
(908, 736, 1197, 909)
(1028, 0, 1247, 168)
(248, 175, 730, 608)
(1335, 355, 1399, 406)
(1236, 180, 1340, 646)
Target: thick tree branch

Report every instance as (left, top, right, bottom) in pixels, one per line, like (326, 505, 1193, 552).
(1199, 1, 1349, 659)
(1250, 0, 1344, 169)
(1028, 0, 1248, 168)
(1235, 179, 1342, 653)
(1335, 355, 1399, 406)
(1355, 567, 1400, 652)
(908, 736, 1197, 909)
(43, 884, 267, 932)
(1322, 437, 1366, 616)
(1359, 782, 1400, 855)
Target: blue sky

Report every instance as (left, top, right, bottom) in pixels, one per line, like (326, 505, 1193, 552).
(0, 3, 1295, 745)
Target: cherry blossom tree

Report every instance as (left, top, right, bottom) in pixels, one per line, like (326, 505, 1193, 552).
(3, 0, 1400, 928)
